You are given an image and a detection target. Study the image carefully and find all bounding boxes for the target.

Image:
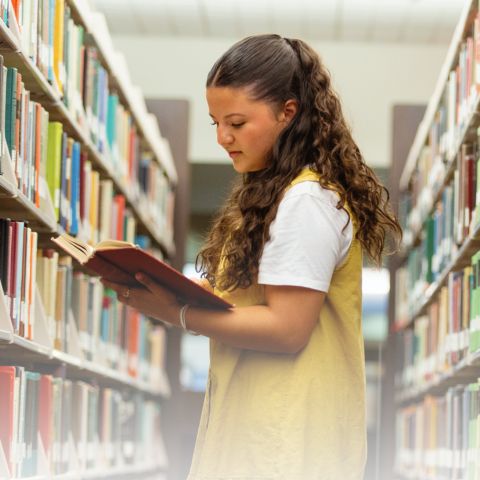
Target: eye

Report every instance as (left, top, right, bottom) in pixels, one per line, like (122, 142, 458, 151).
(231, 122, 245, 128)
(210, 121, 218, 126)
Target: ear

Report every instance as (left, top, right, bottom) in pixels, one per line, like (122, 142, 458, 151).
(279, 99, 298, 125)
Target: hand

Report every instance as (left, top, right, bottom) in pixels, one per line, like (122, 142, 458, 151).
(101, 273, 181, 326)
(191, 277, 214, 294)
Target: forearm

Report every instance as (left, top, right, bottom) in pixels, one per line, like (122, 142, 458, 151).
(166, 304, 298, 354)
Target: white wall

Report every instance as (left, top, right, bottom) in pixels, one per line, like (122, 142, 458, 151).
(112, 35, 449, 168)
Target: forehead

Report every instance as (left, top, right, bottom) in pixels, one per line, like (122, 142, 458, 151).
(206, 86, 268, 114)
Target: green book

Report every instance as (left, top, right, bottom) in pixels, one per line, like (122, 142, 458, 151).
(5, 67, 16, 163)
(46, 122, 63, 221)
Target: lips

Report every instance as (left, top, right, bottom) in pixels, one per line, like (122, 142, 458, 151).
(229, 151, 241, 159)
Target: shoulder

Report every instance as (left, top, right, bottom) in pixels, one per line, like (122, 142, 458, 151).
(282, 180, 341, 210)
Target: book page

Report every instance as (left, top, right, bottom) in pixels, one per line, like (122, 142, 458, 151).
(95, 239, 136, 250)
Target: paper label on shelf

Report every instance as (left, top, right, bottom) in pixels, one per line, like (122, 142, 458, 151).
(87, 442, 94, 461)
(444, 448, 453, 468)
(444, 334, 452, 354)
(62, 441, 69, 462)
(455, 449, 463, 468)
(467, 448, 475, 463)
(471, 318, 480, 333)
(79, 331, 90, 355)
(427, 355, 435, 374)
(452, 332, 460, 352)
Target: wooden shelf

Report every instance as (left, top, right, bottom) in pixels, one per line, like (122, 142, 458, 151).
(0, 330, 170, 399)
(396, 350, 480, 405)
(398, 221, 480, 330)
(399, 92, 480, 262)
(399, 0, 475, 191)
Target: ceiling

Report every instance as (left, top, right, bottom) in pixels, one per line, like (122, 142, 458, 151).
(90, 0, 465, 44)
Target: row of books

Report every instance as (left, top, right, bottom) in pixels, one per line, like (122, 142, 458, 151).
(0, 55, 175, 245)
(396, 260, 479, 391)
(405, 2, 480, 245)
(395, 382, 480, 480)
(0, 366, 164, 478)
(398, 139, 480, 323)
(1, 219, 167, 384)
(8, 1, 173, 188)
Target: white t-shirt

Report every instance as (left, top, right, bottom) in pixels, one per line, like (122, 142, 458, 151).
(258, 181, 353, 293)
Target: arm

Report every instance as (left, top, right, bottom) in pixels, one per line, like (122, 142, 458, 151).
(103, 274, 325, 355)
(180, 284, 325, 354)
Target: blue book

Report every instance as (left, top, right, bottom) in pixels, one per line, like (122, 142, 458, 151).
(47, 0, 55, 83)
(70, 142, 80, 235)
(107, 94, 118, 150)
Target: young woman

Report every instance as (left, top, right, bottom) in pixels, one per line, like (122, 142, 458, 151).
(103, 34, 401, 479)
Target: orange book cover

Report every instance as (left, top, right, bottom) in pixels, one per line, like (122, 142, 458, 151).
(127, 308, 139, 377)
(51, 233, 232, 310)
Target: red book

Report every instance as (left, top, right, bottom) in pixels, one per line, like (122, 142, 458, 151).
(0, 366, 15, 476)
(114, 194, 125, 241)
(51, 233, 232, 310)
(38, 375, 53, 461)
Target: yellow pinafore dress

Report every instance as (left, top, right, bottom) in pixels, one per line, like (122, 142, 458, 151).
(187, 169, 367, 480)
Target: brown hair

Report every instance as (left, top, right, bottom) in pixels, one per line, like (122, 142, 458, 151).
(197, 34, 401, 292)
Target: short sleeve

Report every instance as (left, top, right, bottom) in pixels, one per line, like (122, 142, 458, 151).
(258, 182, 352, 293)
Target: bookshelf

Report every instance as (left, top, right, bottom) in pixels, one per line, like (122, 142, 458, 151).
(391, 0, 480, 478)
(0, 1, 175, 478)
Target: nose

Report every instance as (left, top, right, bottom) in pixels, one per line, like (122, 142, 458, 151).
(217, 126, 234, 147)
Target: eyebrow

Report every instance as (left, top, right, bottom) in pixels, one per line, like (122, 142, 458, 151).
(209, 113, 246, 119)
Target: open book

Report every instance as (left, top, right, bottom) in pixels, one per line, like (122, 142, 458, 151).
(51, 233, 232, 310)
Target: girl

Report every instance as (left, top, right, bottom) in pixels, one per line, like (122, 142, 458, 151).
(103, 34, 401, 479)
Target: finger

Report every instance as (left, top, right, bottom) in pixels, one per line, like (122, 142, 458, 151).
(135, 272, 162, 294)
(101, 278, 123, 292)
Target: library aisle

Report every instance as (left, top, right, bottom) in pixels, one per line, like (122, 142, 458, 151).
(1, 0, 478, 479)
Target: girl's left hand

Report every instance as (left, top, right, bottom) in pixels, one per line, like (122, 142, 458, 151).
(101, 273, 181, 326)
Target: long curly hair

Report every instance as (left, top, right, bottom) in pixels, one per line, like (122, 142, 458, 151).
(197, 34, 402, 292)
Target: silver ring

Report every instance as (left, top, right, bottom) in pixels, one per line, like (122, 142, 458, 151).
(123, 288, 130, 299)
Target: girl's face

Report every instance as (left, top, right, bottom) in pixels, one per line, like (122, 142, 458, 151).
(206, 86, 296, 173)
